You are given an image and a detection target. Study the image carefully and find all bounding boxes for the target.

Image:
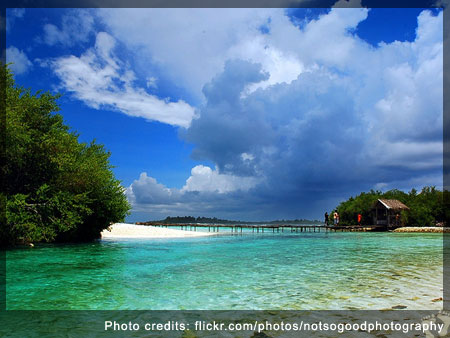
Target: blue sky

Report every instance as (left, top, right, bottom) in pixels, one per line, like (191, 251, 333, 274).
(6, 6, 443, 221)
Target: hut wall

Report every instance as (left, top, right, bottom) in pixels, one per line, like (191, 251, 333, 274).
(374, 204, 387, 225)
(373, 200, 407, 227)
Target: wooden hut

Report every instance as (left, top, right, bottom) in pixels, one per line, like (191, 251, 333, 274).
(373, 199, 409, 227)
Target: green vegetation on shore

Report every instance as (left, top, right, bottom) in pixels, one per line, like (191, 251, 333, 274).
(2, 67, 130, 246)
(334, 187, 444, 226)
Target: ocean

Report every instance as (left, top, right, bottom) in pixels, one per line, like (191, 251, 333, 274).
(6, 231, 443, 310)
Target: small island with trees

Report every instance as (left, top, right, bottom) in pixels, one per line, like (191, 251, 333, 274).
(333, 187, 445, 229)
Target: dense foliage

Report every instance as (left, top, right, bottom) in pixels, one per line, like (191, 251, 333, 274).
(2, 68, 130, 245)
(334, 187, 444, 226)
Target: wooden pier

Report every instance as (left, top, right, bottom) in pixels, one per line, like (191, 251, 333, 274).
(139, 223, 386, 233)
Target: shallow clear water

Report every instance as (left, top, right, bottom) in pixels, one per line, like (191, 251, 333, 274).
(6, 232, 443, 310)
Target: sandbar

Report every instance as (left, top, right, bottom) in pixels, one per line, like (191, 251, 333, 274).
(101, 223, 217, 239)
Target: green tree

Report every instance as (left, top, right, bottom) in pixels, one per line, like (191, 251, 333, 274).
(2, 67, 130, 245)
(335, 186, 443, 227)
(336, 190, 381, 225)
(403, 186, 443, 227)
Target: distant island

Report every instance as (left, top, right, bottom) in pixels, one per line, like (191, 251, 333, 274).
(137, 216, 321, 225)
(137, 185, 446, 230)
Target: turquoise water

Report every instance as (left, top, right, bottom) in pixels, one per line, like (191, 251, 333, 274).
(6, 232, 443, 310)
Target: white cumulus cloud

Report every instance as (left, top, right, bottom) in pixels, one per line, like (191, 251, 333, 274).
(6, 46, 32, 75)
(182, 165, 259, 193)
(49, 32, 196, 128)
(97, 8, 302, 100)
(126, 165, 258, 209)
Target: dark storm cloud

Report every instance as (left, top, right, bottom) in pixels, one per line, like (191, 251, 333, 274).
(126, 9, 442, 221)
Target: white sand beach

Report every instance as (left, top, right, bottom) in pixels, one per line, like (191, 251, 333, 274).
(101, 223, 217, 239)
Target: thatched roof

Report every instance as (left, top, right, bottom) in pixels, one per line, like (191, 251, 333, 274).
(376, 199, 409, 210)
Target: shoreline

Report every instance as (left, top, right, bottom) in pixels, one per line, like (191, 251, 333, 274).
(100, 223, 218, 239)
(392, 227, 448, 233)
(100, 224, 449, 238)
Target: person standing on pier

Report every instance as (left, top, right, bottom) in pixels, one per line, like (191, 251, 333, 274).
(333, 211, 339, 226)
(357, 213, 362, 226)
(324, 212, 329, 226)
